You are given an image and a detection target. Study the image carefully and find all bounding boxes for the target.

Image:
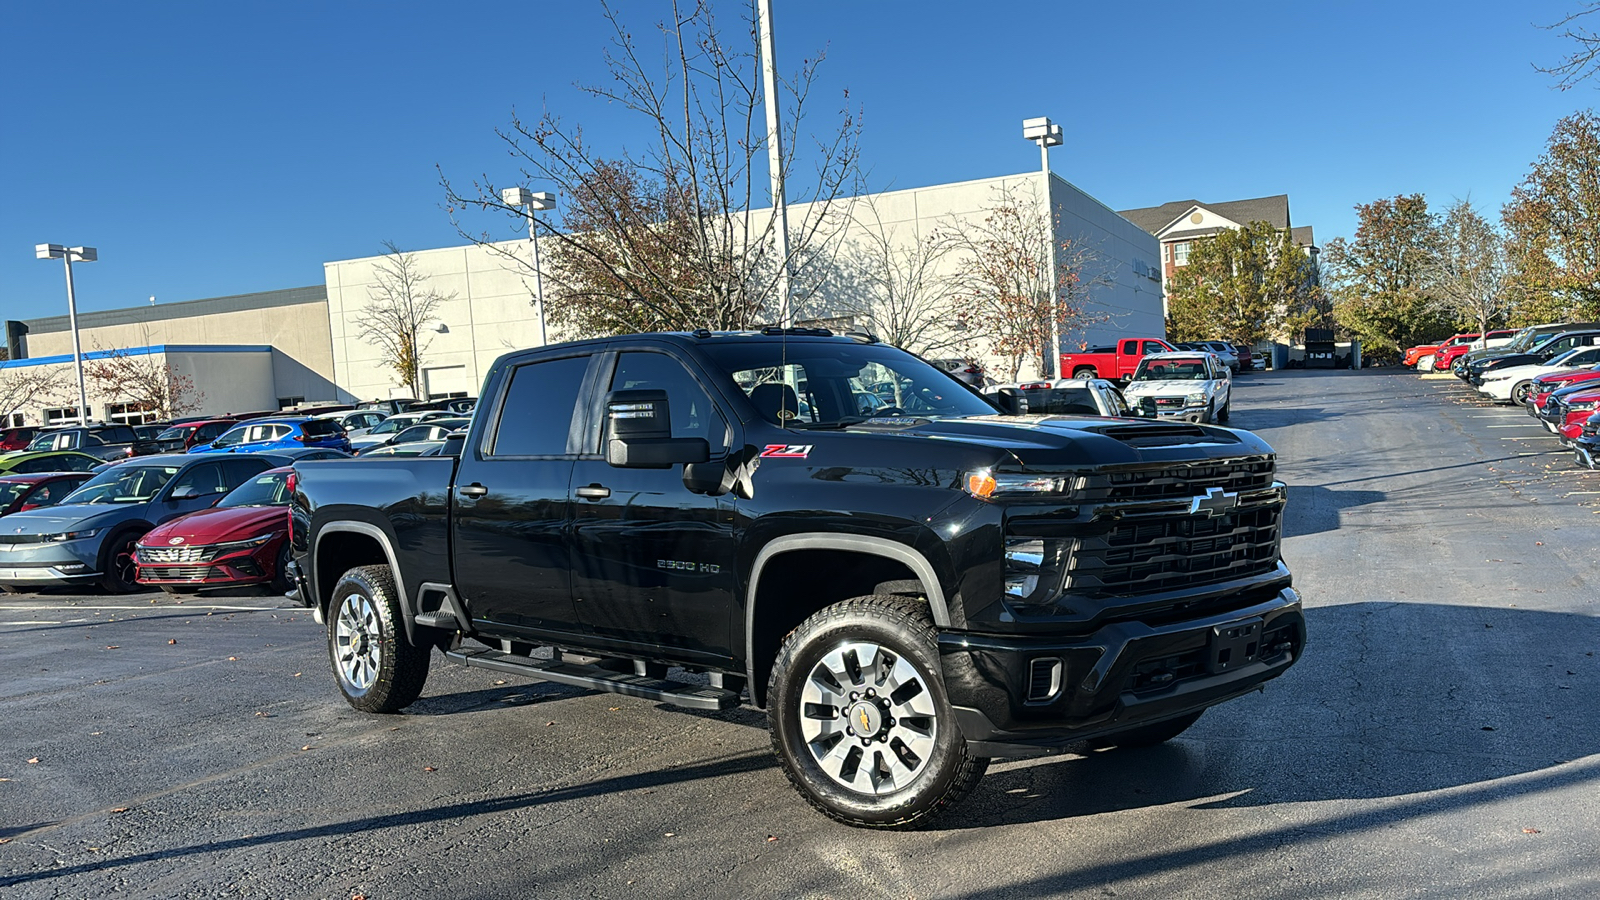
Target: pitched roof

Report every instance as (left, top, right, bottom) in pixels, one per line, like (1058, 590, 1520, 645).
(1291, 225, 1316, 248)
(1117, 194, 1292, 236)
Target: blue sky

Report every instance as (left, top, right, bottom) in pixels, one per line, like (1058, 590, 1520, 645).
(1, 0, 1591, 321)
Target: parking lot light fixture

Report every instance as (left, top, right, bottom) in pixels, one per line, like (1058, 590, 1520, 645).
(501, 187, 557, 347)
(1022, 117, 1063, 379)
(34, 243, 96, 424)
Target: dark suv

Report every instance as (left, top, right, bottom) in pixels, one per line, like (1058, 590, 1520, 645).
(25, 424, 145, 461)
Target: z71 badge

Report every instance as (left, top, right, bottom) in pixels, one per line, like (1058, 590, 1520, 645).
(760, 444, 813, 459)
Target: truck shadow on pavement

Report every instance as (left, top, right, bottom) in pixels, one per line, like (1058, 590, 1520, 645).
(1280, 484, 1387, 538)
(953, 600, 1600, 829)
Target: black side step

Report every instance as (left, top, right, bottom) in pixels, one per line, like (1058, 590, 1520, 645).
(443, 648, 741, 711)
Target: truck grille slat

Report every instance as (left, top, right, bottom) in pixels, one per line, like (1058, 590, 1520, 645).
(138, 565, 216, 580)
(1073, 506, 1280, 595)
(1088, 455, 1275, 502)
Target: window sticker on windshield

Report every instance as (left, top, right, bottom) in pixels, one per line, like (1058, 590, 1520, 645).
(760, 444, 813, 459)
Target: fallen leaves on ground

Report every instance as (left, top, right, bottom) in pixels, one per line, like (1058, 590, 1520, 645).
(26, 757, 39, 764)
(423, 766, 437, 772)
(168, 639, 177, 645)
(110, 807, 129, 814)
(1523, 827, 1541, 834)
(766, 835, 778, 843)
(105, 645, 120, 650)
(255, 711, 273, 718)
(227, 656, 238, 661)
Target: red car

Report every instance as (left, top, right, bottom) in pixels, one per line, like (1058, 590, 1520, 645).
(1555, 388, 1600, 442)
(0, 427, 40, 452)
(148, 418, 239, 454)
(1404, 336, 1470, 368)
(0, 472, 94, 516)
(1526, 367, 1600, 416)
(133, 466, 293, 594)
(1433, 329, 1517, 372)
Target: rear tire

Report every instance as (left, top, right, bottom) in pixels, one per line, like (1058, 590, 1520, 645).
(328, 565, 430, 713)
(1088, 710, 1204, 749)
(1072, 366, 1097, 379)
(767, 595, 987, 829)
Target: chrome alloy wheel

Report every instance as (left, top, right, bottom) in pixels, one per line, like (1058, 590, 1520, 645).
(799, 641, 938, 795)
(334, 593, 382, 691)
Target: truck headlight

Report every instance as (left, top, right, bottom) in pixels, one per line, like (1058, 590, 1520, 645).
(1186, 392, 1207, 405)
(965, 471, 1076, 500)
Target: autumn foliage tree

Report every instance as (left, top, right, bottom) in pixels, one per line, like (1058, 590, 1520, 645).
(442, 1, 860, 335)
(940, 184, 1111, 381)
(0, 367, 64, 425)
(83, 347, 203, 420)
(1165, 221, 1321, 345)
(1324, 194, 1456, 356)
(1502, 110, 1600, 323)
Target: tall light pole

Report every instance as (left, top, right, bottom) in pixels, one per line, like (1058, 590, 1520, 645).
(756, 0, 793, 327)
(502, 188, 557, 346)
(1022, 117, 1063, 379)
(35, 243, 96, 423)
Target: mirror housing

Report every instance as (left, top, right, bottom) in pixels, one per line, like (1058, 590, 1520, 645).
(993, 387, 1029, 416)
(604, 389, 710, 469)
(169, 485, 200, 501)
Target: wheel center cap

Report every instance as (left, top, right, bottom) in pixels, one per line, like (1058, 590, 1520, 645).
(351, 633, 366, 654)
(849, 701, 884, 737)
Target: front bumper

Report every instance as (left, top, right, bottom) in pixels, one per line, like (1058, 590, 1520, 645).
(0, 540, 102, 585)
(939, 587, 1304, 756)
(134, 541, 281, 588)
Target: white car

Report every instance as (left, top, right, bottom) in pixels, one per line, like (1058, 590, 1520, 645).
(1477, 346, 1600, 404)
(347, 411, 455, 453)
(316, 409, 388, 438)
(1122, 351, 1233, 423)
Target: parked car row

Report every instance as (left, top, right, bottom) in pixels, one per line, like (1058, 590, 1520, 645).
(1414, 321, 1600, 470)
(984, 349, 1235, 423)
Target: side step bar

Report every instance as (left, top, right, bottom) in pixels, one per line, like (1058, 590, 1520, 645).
(443, 648, 741, 712)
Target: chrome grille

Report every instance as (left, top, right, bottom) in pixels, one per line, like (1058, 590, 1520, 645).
(137, 545, 218, 564)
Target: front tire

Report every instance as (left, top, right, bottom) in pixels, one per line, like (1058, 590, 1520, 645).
(1511, 381, 1533, 406)
(767, 595, 987, 829)
(328, 565, 430, 713)
(98, 529, 145, 594)
(1217, 398, 1231, 423)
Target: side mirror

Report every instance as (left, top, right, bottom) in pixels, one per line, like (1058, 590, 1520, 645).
(993, 387, 1029, 416)
(604, 389, 710, 468)
(169, 486, 199, 501)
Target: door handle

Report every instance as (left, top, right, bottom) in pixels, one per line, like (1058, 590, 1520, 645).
(575, 484, 611, 500)
(459, 483, 489, 498)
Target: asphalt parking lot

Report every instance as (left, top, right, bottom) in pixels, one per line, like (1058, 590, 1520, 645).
(3, 368, 1598, 900)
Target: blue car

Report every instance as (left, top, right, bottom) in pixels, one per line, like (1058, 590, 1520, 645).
(187, 417, 352, 455)
(0, 453, 276, 593)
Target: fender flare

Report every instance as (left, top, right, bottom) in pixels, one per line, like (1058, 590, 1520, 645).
(313, 520, 410, 618)
(743, 533, 951, 694)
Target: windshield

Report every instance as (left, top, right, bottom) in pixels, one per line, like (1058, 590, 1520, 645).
(369, 417, 411, 435)
(155, 426, 191, 441)
(1131, 357, 1211, 382)
(0, 483, 30, 507)
(61, 464, 181, 505)
(218, 471, 290, 508)
(699, 342, 997, 427)
(211, 425, 250, 448)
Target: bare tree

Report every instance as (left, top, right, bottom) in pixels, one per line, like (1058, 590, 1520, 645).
(1421, 199, 1514, 341)
(440, 0, 861, 334)
(938, 184, 1114, 381)
(355, 241, 451, 398)
(824, 194, 965, 356)
(1538, 3, 1600, 89)
(83, 335, 204, 421)
(0, 367, 64, 426)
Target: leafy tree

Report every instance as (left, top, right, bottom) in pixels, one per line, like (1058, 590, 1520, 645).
(1324, 194, 1455, 356)
(939, 183, 1111, 381)
(355, 242, 451, 398)
(442, 1, 860, 334)
(1502, 110, 1600, 322)
(0, 367, 63, 426)
(1165, 220, 1321, 345)
(1420, 199, 1514, 340)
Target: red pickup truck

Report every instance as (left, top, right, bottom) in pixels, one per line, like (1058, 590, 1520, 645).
(1060, 338, 1177, 381)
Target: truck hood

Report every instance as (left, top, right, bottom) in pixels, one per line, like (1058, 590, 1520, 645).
(830, 414, 1267, 468)
(1123, 380, 1211, 396)
(142, 506, 287, 546)
(0, 504, 135, 536)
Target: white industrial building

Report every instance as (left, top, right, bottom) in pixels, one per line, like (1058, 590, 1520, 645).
(4, 170, 1164, 424)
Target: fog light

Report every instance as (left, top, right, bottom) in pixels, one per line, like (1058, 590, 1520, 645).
(1004, 538, 1045, 600)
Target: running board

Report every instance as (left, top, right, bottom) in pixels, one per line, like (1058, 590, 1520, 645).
(443, 648, 741, 711)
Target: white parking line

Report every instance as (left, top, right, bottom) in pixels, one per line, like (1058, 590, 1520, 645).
(1, 621, 61, 625)
(1487, 424, 1544, 428)
(0, 604, 288, 612)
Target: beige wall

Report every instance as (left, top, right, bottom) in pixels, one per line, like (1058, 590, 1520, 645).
(0, 348, 278, 426)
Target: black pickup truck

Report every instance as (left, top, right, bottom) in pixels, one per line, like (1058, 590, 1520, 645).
(289, 330, 1304, 829)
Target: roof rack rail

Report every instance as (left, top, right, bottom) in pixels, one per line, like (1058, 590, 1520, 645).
(758, 326, 834, 337)
(843, 330, 879, 344)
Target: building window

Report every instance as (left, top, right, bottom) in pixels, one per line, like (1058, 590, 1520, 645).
(277, 396, 306, 410)
(106, 402, 159, 426)
(44, 407, 83, 426)
(3, 412, 23, 428)
(1173, 242, 1192, 266)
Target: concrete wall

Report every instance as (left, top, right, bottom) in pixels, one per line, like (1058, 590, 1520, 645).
(324, 243, 545, 403)
(0, 346, 279, 425)
(1047, 173, 1166, 349)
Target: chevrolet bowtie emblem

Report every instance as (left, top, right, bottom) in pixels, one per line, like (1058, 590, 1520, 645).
(1190, 486, 1238, 517)
(859, 709, 871, 730)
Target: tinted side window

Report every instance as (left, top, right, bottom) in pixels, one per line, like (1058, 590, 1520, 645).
(172, 462, 227, 496)
(301, 420, 340, 436)
(220, 457, 271, 488)
(606, 352, 725, 450)
(492, 355, 591, 456)
(1120, 340, 1137, 355)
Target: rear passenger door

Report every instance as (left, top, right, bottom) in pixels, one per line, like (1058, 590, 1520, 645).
(451, 352, 597, 639)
